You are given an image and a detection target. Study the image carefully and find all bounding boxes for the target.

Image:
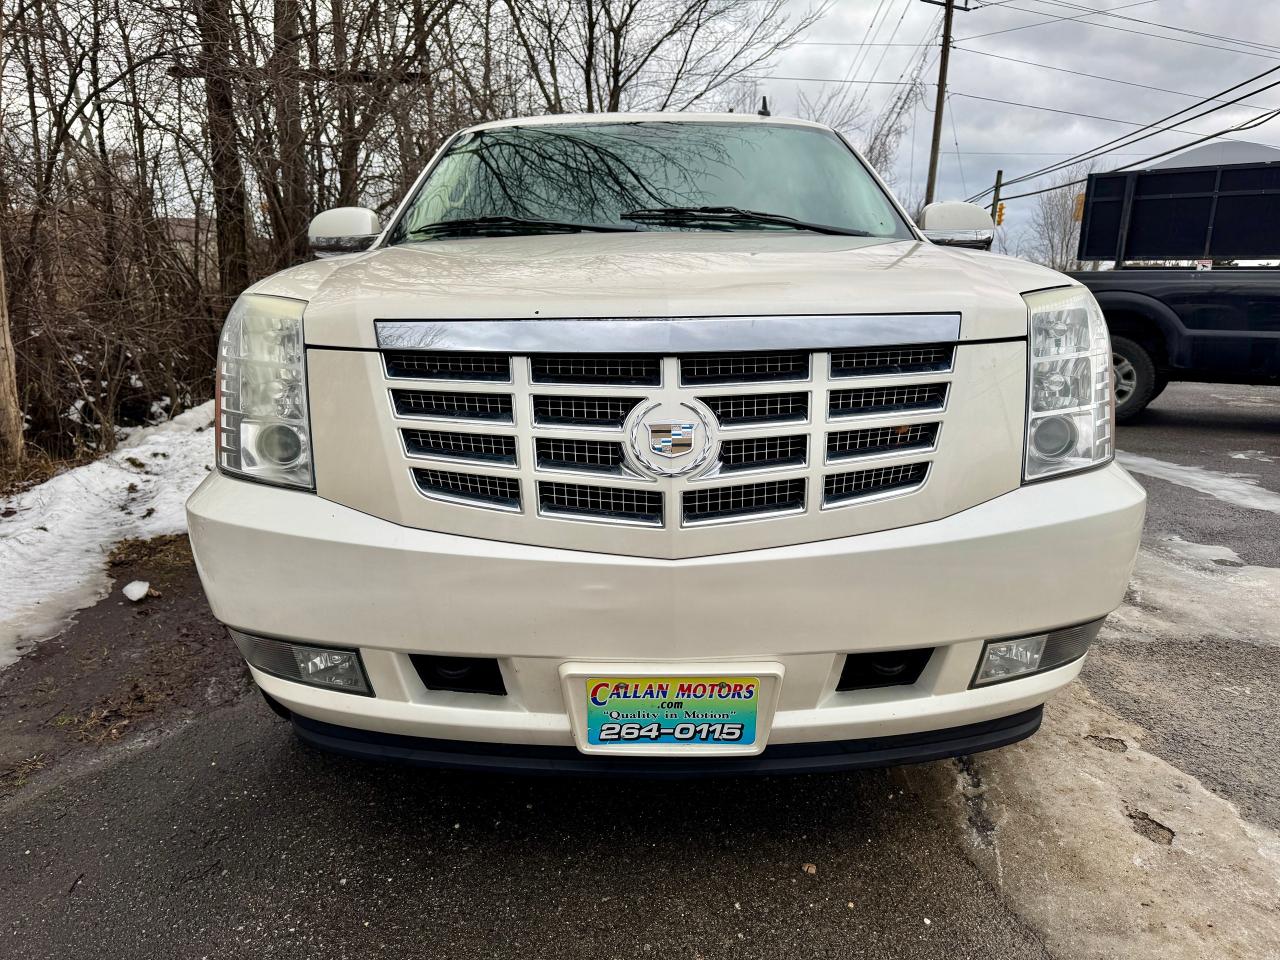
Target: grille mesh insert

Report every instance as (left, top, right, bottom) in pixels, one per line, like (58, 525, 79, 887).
(824, 463, 928, 504)
(683, 479, 805, 523)
(533, 395, 640, 427)
(830, 345, 953, 377)
(413, 468, 520, 508)
(393, 390, 513, 422)
(718, 435, 807, 471)
(681, 352, 809, 385)
(539, 481, 663, 524)
(828, 384, 946, 418)
(403, 429, 516, 464)
(535, 438, 625, 472)
(384, 351, 511, 381)
(827, 423, 938, 460)
(531, 355, 660, 385)
(702, 392, 808, 426)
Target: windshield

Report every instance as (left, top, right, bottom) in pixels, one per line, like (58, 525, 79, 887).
(389, 121, 914, 242)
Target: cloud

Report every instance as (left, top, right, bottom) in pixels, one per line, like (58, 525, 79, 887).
(763, 0, 1280, 236)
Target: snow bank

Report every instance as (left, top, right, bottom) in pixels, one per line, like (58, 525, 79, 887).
(0, 401, 215, 668)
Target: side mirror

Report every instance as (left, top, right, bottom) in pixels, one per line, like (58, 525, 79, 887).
(919, 201, 995, 250)
(308, 207, 382, 255)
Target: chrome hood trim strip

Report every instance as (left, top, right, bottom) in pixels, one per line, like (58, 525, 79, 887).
(375, 314, 961, 354)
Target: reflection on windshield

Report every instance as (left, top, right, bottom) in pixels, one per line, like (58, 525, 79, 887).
(392, 122, 912, 241)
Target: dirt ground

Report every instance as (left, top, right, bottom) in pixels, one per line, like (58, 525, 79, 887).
(0, 535, 248, 798)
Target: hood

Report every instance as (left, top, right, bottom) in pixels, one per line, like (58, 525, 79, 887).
(250, 232, 1074, 348)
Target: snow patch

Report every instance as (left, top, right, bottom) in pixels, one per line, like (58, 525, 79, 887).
(122, 581, 150, 602)
(1112, 536, 1280, 648)
(0, 401, 214, 668)
(1117, 451, 1280, 515)
(933, 685, 1280, 960)
(1230, 449, 1277, 463)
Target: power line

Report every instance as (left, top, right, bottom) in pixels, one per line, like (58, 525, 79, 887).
(985, 0, 1280, 56)
(794, 42, 935, 47)
(996, 106, 1280, 201)
(967, 63, 1280, 199)
(948, 91, 1252, 135)
(947, 93, 969, 194)
(958, 0, 1158, 42)
(953, 46, 1279, 113)
(963, 0, 1280, 59)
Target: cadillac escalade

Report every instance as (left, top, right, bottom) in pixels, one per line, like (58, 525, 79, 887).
(185, 113, 1146, 774)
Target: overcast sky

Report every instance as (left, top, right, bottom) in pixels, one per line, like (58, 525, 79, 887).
(759, 0, 1280, 238)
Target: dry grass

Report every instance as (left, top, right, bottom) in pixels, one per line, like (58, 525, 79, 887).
(0, 754, 50, 790)
(0, 447, 96, 500)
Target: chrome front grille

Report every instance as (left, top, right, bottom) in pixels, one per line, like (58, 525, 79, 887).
(719, 435, 807, 472)
(539, 481, 663, 525)
(404, 429, 517, 464)
(533, 395, 640, 427)
(681, 351, 809, 385)
(830, 344, 953, 378)
(385, 351, 511, 381)
(377, 319, 960, 530)
(532, 355, 661, 385)
(393, 389, 514, 422)
(413, 468, 521, 510)
(703, 392, 808, 426)
(535, 437, 625, 473)
(828, 384, 947, 418)
(684, 479, 806, 524)
(827, 423, 938, 461)
(824, 463, 928, 505)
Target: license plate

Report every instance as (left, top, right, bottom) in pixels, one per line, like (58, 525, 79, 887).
(585, 676, 759, 747)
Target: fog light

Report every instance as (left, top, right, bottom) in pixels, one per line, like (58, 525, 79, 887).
(972, 619, 1105, 687)
(256, 423, 304, 465)
(975, 636, 1046, 685)
(231, 630, 371, 695)
(1030, 415, 1078, 460)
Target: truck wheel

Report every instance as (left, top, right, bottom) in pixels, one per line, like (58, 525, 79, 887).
(1111, 336, 1157, 422)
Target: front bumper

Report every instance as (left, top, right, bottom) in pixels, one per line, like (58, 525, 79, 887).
(187, 462, 1145, 758)
(288, 706, 1045, 776)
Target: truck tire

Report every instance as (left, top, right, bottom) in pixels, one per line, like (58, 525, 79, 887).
(1111, 336, 1157, 422)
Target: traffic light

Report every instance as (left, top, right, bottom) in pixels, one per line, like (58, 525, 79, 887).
(996, 202, 1006, 226)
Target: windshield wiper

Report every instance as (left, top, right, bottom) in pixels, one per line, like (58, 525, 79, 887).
(620, 206, 873, 237)
(405, 216, 636, 240)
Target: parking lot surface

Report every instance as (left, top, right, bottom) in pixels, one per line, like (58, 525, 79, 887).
(2, 383, 1277, 960)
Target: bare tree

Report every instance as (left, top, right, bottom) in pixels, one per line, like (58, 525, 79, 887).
(1022, 164, 1091, 272)
(0, 233, 20, 466)
(504, 0, 823, 114)
(0, 0, 837, 469)
(0, 9, 20, 465)
(196, 0, 251, 304)
(792, 75, 921, 178)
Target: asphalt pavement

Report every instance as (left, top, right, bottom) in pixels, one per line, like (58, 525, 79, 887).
(2, 382, 1277, 960)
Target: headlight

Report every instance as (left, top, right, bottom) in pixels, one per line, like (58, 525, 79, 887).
(1023, 287, 1113, 481)
(216, 295, 314, 489)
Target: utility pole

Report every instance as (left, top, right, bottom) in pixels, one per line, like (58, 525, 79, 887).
(989, 168, 1003, 217)
(922, 0, 969, 206)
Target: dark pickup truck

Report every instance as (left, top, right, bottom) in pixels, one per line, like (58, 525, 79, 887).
(1070, 268, 1280, 420)
(1071, 160, 1280, 421)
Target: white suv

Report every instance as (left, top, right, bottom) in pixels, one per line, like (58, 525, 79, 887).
(186, 113, 1145, 774)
